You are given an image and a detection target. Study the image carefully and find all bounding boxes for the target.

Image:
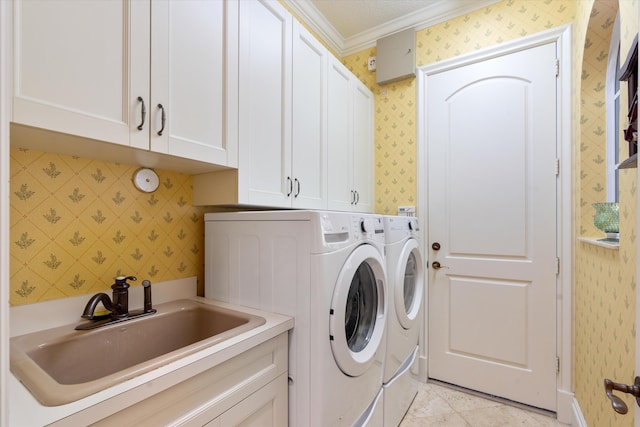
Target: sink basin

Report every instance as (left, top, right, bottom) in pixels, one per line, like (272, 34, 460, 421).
(10, 298, 266, 406)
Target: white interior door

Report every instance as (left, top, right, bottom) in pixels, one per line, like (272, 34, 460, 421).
(425, 41, 558, 411)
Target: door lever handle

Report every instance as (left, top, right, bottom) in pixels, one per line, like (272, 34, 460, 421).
(604, 377, 640, 414)
(432, 261, 449, 270)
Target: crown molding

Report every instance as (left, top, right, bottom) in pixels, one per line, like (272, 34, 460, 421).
(283, 0, 344, 55)
(284, 0, 500, 57)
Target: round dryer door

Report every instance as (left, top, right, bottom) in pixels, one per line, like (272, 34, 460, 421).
(395, 238, 424, 329)
(329, 244, 387, 377)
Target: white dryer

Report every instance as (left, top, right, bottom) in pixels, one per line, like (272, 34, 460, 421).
(204, 210, 388, 427)
(382, 215, 424, 427)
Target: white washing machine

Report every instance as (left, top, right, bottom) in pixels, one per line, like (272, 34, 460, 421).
(382, 215, 424, 427)
(204, 210, 388, 427)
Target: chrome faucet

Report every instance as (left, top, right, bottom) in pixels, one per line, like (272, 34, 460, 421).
(76, 275, 156, 330)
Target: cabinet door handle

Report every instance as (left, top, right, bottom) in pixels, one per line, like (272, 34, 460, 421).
(137, 97, 146, 130)
(354, 190, 360, 205)
(294, 178, 300, 197)
(157, 104, 166, 136)
(286, 177, 293, 197)
(350, 190, 355, 204)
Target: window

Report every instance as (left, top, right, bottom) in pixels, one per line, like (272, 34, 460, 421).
(605, 14, 620, 202)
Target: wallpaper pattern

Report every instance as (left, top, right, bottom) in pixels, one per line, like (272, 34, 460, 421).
(10, 147, 205, 305)
(573, 1, 638, 426)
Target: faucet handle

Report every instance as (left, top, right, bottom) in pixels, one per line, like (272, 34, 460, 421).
(114, 275, 137, 289)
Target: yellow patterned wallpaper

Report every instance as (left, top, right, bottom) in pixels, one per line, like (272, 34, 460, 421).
(573, 1, 638, 426)
(10, 147, 205, 306)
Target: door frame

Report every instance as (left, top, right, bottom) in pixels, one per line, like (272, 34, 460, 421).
(0, 0, 10, 424)
(416, 24, 573, 422)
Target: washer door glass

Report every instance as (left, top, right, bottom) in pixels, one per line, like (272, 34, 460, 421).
(395, 239, 424, 329)
(330, 244, 386, 377)
(345, 262, 378, 352)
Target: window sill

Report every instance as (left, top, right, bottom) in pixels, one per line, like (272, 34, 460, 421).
(578, 237, 620, 249)
(617, 153, 637, 169)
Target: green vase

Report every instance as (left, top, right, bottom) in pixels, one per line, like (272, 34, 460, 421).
(592, 202, 619, 240)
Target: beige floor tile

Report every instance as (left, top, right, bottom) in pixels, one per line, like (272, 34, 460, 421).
(459, 405, 539, 427)
(404, 391, 456, 419)
(400, 383, 569, 427)
(430, 384, 503, 412)
(400, 412, 471, 427)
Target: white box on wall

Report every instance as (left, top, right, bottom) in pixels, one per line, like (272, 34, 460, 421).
(376, 28, 416, 85)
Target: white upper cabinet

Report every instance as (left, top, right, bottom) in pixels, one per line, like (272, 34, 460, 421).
(235, 2, 327, 209)
(151, 0, 237, 167)
(12, 0, 149, 148)
(327, 57, 354, 212)
(190, 1, 373, 212)
(236, 0, 292, 207)
(291, 21, 327, 209)
(12, 0, 237, 169)
(352, 81, 374, 213)
(327, 57, 374, 213)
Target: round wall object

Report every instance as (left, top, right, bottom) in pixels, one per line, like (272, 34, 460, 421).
(133, 168, 159, 193)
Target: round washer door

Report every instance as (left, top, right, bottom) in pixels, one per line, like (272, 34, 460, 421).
(395, 238, 424, 329)
(329, 244, 387, 377)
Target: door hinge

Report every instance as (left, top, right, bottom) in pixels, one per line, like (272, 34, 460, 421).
(555, 257, 560, 275)
(556, 356, 560, 374)
(555, 58, 559, 77)
(555, 158, 560, 176)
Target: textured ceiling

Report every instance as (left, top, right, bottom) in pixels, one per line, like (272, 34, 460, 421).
(286, 0, 499, 55)
(309, 0, 465, 38)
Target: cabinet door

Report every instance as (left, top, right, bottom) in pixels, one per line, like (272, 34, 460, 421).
(151, 0, 238, 167)
(327, 57, 354, 211)
(237, 0, 292, 206)
(352, 81, 374, 213)
(12, 0, 149, 150)
(291, 21, 327, 209)
(214, 374, 288, 427)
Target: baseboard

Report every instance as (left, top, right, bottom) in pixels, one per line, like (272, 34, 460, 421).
(418, 355, 428, 383)
(571, 397, 588, 427)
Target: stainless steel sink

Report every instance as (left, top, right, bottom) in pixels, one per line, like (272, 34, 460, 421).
(10, 298, 266, 406)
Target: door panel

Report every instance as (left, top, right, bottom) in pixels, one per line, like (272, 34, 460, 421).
(427, 42, 557, 410)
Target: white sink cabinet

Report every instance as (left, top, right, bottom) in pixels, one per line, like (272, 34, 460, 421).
(85, 334, 288, 427)
(11, 0, 238, 171)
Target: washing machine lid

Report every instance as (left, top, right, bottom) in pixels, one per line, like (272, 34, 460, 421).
(395, 238, 424, 329)
(329, 244, 387, 377)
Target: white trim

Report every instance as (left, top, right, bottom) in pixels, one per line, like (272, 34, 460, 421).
(284, 0, 499, 57)
(571, 397, 588, 427)
(0, 0, 10, 424)
(416, 25, 573, 418)
(605, 14, 620, 201)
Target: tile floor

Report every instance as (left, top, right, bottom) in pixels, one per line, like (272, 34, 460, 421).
(400, 382, 570, 426)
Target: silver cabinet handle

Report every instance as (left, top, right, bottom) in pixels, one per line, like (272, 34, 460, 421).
(294, 178, 300, 197)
